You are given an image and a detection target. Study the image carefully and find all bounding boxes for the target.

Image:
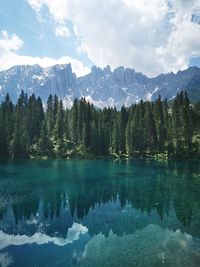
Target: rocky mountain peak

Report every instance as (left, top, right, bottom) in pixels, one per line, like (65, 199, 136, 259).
(0, 64, 199, 109)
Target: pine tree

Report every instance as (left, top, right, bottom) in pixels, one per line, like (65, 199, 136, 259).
(126, 119, 133, 156)
(153, 96, 165, 152)
(0, 90, 198, 159)
(55, 100, 64, 141)
(0, 110, 7, 157)
(182, 92, 193, 155)
(64, 109, 70, 140)
(1, 94, 14, 146)
(131, 104, 145, 154)
(172, 94, 182, 156)
(28, 94, 39, 143)
(112, 117, 120, 155)
(172, 92, 193, 156)
(81, 122, 87, 156)
(90, 120, 98, 154)
(46, 95, 54, 137)
(97, 116, 107, 155)
(53, 95, 59, 124)
(144, 103, 157, 152)
(71, 99, 78, 143)
(36, 97, 45, 126)
(38, 121, 52, 156)
(10, 91, 29, 158)
(55, 100, 64, 157)
(11, 112, 28, 158)
(119, 106, 127, 153)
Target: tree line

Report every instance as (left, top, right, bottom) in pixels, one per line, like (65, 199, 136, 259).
(0, 90, 199, 159)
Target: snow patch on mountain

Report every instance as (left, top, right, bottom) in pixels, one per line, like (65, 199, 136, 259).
(0, 64, 199, 108)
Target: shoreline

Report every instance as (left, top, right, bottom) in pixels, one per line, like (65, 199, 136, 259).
(1, 152, 199, 161)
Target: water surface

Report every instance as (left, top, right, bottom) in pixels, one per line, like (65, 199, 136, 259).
(0, 159, 200, 267)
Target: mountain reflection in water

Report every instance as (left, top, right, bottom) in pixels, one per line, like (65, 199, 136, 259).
(0, 159, 200, 267)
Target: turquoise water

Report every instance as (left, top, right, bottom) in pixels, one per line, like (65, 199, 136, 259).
(0, 159, 200, 267)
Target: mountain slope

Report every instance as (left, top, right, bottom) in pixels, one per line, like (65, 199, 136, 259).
(0, 64, 200, 108)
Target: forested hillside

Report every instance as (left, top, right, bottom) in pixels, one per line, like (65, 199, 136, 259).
(0, 91, 199, 159)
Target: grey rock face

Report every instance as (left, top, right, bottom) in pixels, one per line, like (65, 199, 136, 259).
(0, 64, 199, 108)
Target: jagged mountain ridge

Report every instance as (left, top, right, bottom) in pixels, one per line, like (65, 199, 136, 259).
(0, 64, 200, 108)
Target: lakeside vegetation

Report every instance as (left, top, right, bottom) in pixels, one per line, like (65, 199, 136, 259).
(0, 91, 200, 159)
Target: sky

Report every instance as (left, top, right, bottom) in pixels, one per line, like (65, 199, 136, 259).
(0, 0, 200, 77)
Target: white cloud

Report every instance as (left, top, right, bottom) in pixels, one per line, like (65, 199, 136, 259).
(0, 253, 13, 267)
(155, 17, 200, 73)
(0, 30, 23, 52)
(0, 31, 90, 77)
(27, 0, 200, 77)
(27, 0, 69, 36)
(0, 53, 90, 76)
(0, 223, 88, 250)
(55, 25, 70, 37)
(27, 0, 69, 22)
(82, 224, 200, 266)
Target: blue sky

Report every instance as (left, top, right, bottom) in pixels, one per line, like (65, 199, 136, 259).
(1, 0, 74, 58)
(0, 0, 200, 76)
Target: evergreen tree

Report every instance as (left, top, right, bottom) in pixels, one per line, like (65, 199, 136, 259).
(132, 104, 144, 154)
(126, 119, 133, 156)
(38, 121, 52, 156)
(153, 95, 165, 152)
(71, 99, 78, 143)
(64, 109, 70, 140)
(112, 117, 120, 155)
(172, 94, 182, 156)
(55, 100, 64, 141)
(10, 91, 29, 158)
(144, 103, 157, 152)
(182, 92, 193, 155)
(55, 100, 64, 157)
(46, 95, 54, 137)
(0, 91, 199, 159)
(119, 106, 127, 153)
(53, 95, 59, 124)
(11, 112, 28, 158)
(90, 121, 98, 154)
(1, 94, 14, 145)
(0, 110, 7, 157)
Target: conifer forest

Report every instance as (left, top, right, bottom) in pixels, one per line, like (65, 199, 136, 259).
(0, 91, 200, 159)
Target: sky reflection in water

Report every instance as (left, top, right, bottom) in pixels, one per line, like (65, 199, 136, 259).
(0, 159, 200, 267)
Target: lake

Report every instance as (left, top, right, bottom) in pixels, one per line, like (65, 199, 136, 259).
(0, 159, 200, 267)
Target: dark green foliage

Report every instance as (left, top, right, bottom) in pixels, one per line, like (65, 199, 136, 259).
(153, 96, 165, 152)
(144, 103, 157, 152)
(172, 92, 194, 156)
(0, 91, 199, 159)
(27, 94, 44, 144)
(38, 121, 52, 156)
(119, 106, 127, 153)
(71, 99, 78, 143)
(55, 100, 64, 141)
(46, 95, 54, 137)
(112, 116, 120, 155)
(0, 110, 7, 156)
